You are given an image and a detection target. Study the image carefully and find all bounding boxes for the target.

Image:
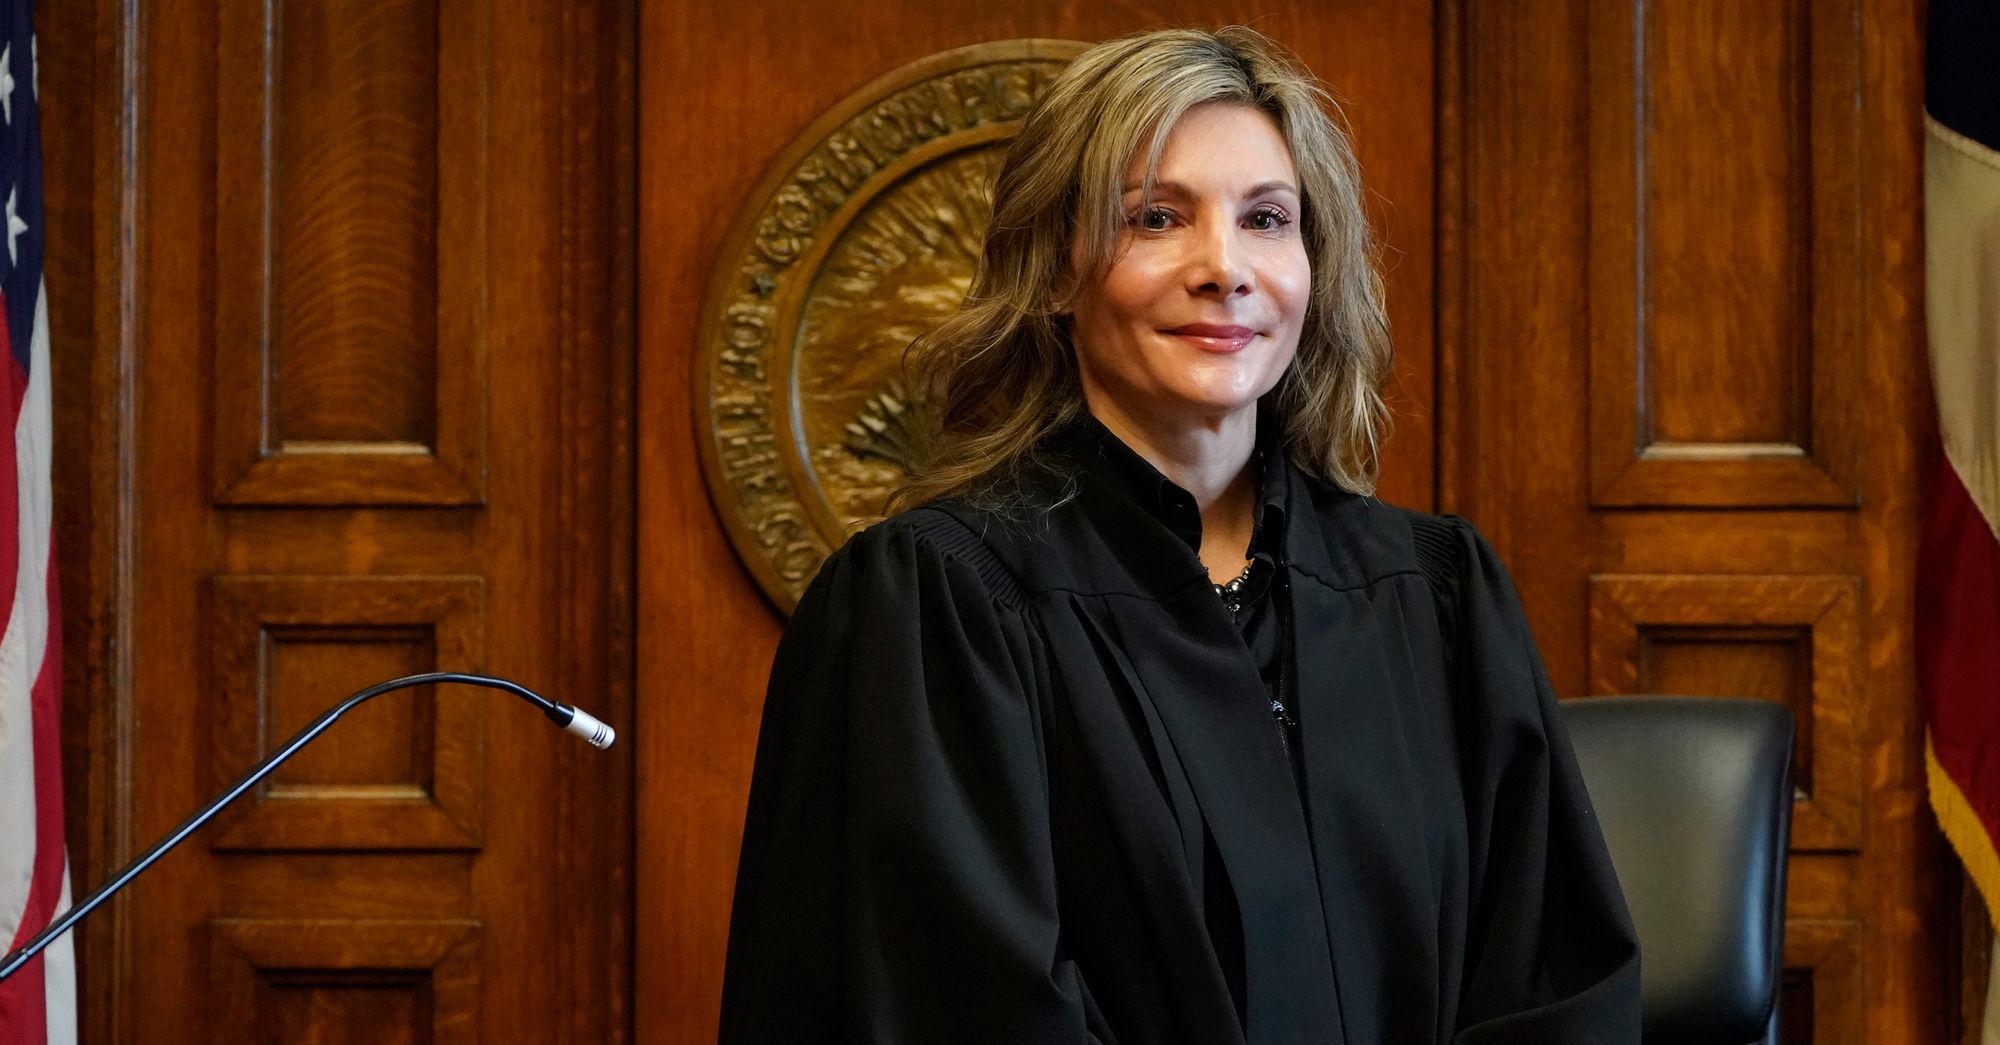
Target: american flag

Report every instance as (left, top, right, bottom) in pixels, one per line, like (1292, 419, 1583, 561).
(0, 0, 71, 1040)
(1921, 0, 2000, 1040)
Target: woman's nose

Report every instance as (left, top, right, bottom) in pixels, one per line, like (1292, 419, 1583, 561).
(1187, 220, 1252, 298)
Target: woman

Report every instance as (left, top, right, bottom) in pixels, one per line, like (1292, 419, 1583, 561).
(721, 26, 1640, 1045)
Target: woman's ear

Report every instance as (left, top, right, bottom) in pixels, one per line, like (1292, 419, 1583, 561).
(1049, 274, 1080, 318)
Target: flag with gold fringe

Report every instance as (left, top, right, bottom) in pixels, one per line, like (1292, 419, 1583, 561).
(1920, 0, 2000, 1039)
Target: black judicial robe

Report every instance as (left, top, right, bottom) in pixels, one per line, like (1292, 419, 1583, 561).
(720, 447, 1641, 1045)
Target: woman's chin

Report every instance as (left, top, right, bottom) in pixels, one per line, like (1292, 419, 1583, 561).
(1161, 377, 1277, 419)
(1165, 362, 1288, 415)
(1085, 371, 1279, 429)
(1155, 393, 1265, 424)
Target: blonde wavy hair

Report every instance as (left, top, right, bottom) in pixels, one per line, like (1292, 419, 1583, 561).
(886, 26, 1393, 513)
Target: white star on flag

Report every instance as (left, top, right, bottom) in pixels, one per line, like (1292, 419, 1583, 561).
(5, 186, 25, 266)
(0, 44, 13, 125)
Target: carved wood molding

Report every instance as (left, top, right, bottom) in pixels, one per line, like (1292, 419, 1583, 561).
(208, 918, 483, 1042)
(1589, 573, 1862, 851)
(52, 0, 638, 1039)
(204, 574, 488, 850)
(1782, 918, 1864, 1045)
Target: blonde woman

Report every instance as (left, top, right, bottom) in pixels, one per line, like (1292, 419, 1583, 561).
(723, 27, 1639, 1045)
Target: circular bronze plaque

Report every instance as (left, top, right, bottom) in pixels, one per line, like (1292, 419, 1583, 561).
(696, 40, 1085, 612)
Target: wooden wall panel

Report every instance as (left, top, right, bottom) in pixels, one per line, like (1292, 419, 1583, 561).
(1447, 0, 1948, 1040)
(37, 0, 1935, 1037)
(267, 0, 440, 446)
(1642, 0, 1808, 448)
(206, 575, 487, 851)
(1783, 919, 1865, 1045)
(209, 919, 482, 1043)
(1586, 0, 1862, 507)
(41, 0, 122, 1038)
(1589, 574, 1862, 851)
(46, 0, 636, 1040)
(212, 0, 489, 506)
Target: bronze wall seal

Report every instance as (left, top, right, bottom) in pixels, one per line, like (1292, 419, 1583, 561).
(695, 40, 1085, 611)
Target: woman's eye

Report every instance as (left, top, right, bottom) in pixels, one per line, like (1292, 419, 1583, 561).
(1131, 207, 1173, 231)
(1247, 207, 1293, 231)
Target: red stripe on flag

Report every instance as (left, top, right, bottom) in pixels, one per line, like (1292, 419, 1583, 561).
(0, 561, 63, 1044)
(1918, 452, 2000, 844)
(11, 559, 63, 953)
(0, 947, 48, 1044)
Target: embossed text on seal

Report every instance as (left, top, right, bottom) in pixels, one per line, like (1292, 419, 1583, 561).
(695, 41, 1085, 612)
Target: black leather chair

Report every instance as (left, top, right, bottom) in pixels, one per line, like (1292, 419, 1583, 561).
(1558, 696, 1796, 1045)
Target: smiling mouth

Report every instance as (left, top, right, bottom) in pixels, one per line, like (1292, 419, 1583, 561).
(1162, 327, 1259, 353)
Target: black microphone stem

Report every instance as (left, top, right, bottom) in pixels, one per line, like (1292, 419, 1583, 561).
(0, 671, 612, 982)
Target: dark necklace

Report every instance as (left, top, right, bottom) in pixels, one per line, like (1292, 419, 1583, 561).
(1212, 560, 1257, 618)
(1211, 448, 1266, 619)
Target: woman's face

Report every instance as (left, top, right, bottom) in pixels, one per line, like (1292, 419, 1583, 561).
(1069, 102, 1311, 433)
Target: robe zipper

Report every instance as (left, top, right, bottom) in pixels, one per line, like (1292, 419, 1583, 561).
(1273, 569, 1301, 788)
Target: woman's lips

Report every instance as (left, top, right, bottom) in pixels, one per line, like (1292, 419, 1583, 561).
(1162, 325, 1258, 353)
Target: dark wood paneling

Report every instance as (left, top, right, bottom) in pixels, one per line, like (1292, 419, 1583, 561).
(1639, 0, 1810, 448)
(267, 0, 441, 448)
(206, 575, 486, 851)
(1585, 0, 1862, 508)
(1958, 876, 1991, 1045)
(1645, 635, 1813, 783)
(41, 0, 124, 1040)
(47, 0, 636, 1040)
(1589, 575, 1862, 851)
(1446, 0, 1949, 1039)
(209, 919, 482, 1043)
(1784, 919, 1865, 1045)
(41, 0, 1941, 1038)
(1853, 0, 1950, 1033)
(212, 0, 489, 506)
(266, 629, 437, 787)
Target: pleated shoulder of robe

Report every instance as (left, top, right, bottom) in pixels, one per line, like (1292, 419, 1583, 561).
(720, 454, 1642, 1045)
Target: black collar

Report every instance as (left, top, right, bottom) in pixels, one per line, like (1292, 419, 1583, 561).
(1051, 404, 1290, 564)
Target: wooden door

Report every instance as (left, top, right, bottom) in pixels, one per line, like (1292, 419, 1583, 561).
(43, 0, 636, 1042)
(636, 1, 1953, 1044)
(640, 2, 1438, 1041)
(1443, 0, 1952, 1041)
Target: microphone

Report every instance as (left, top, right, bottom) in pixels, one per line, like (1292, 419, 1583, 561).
(0, 672, 613, 981)
(547, 701, 615, 749)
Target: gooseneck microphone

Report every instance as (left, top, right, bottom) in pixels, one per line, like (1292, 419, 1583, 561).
(0, 672, 613, 982)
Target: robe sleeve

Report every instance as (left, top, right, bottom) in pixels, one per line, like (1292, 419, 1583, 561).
(1438, 519, 1643, 1045)
(720, 519, 1105, 1044)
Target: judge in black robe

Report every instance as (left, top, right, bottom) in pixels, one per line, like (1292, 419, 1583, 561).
(720, 411, 1642, 1044)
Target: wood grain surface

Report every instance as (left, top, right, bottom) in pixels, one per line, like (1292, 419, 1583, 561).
(1445, 0, 1947, 1041)
(44, 0, 636, 1041)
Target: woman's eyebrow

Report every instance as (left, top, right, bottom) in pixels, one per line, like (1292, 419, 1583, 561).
(1121, 178, 1300, 199)
(1244, 179, 1300, 198)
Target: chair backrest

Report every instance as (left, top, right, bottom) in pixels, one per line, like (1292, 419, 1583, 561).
(1558, 696, 1795, 1045)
